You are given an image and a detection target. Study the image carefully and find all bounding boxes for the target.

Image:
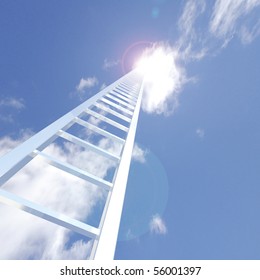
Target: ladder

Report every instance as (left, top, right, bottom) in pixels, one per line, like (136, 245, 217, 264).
(0, 69, 144, 260)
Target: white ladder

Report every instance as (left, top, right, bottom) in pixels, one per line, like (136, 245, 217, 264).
(0, 69, 144, 260)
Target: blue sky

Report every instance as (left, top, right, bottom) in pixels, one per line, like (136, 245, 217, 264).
(0, 0, 260, 259)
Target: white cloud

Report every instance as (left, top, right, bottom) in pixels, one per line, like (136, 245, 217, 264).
(132, 143, 147, 163)
(100, 83, 107, 90)
(0, 97, 25, 110)
(125, 229, 136, 240)
(240, 20, 260, 44)
(174, 0, 260, 63)
(0, 204, 94, 260)
(210, 0, 260, 43)
(102, 58, 120, 70)
(0, 131, 33, 157)
(142, 0, 258, 115)
(178, 0, 206, 39)
(0, 97, 25, 123)
(177, 0, 208, 61)
(196, 128, 205, 139)
(149, 214, 167, 235)
(98, 137, 122, 157)
(76, 77, 98, 93)
(136, 42, 187, 115)
(0, 114, 15, 124)
(0, 131, 119, 259)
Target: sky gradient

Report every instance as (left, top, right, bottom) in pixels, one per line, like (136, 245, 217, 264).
(0, 0, 260, 260)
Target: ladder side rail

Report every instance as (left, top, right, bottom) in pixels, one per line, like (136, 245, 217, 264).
(93, 77, 144, 260)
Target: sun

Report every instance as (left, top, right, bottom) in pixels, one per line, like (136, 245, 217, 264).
(135, 47, 174, 83)
(133, 44, 183, 114)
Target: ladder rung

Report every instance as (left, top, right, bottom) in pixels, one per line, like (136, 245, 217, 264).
(112, 88, 138, 101)
(74, 117, 125, 144)
(117, 85, 138, 98)
(120, 82, 133, 89)
(85, 109, 129, 133)
(117, 84, 138, 95)
(105, 94, 135, 111)
(32, 150, 113, 191)
(95, 102, 131, 123)
(110, 91, 136, 105)
(0, 189, 100, 239)
(118, 87, 136, 96)
(120, 83, 138, 92)
(57, 130, 120, 162)
(100, 98, 133, 117)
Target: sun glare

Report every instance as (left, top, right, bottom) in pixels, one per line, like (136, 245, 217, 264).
(133, 44, 183, 115)
(135, 47, 174, 82)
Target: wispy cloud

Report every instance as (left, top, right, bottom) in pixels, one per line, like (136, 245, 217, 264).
(239, 20, 260, 44)
(196, 128, 205, 139)
(177, 0, 208, 61)
(102, 58, 120, 70)
(149, 214, 167, 235)
(100, 83, 107, 90)
(125, 229, 137, 241)
(178, 0, 206, 42)
(174, 0, 260, 63)
(0, 131, 119, 259)
(210, 0, 260, 44)
(0, 97, 25, 123)
(0, 97, 25, 110)
(0, 114, 15, 124)
(137, 0, 259, 118)
(76, 77, 98, 93)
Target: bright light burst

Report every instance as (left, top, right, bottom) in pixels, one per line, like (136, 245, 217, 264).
(135, 43, 185, 115)
(136, 47, 173, 80)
